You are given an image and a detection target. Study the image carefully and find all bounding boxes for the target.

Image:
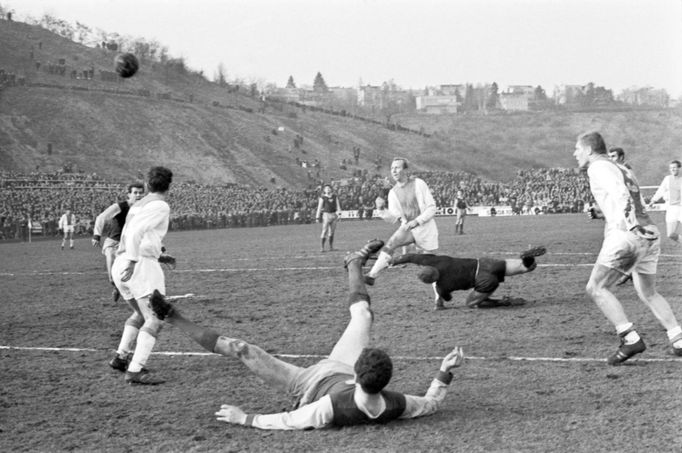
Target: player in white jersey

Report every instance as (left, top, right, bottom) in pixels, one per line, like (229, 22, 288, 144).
(109, 166, 173, 385)
(574, 132, 682, 364)
(364, 157, 439, 289)
(92, 182, 144, 301)
(58, 209, 76, 250)
(648, 160, 682, 243)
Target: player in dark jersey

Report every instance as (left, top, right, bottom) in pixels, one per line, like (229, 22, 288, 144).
(92, 182, 144, 301)
(148, 239, 466, 430)
(392, 246, 547, 310)
(315, 184, 342, 252)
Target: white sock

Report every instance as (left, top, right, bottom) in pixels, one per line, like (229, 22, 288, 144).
(623, 330, 640, 345)
(615, 322, 634, 336)
(116, 325, 139, 356)
(127, 330, 156, 373)
(667, 325, 682, 343)
(367, 251, 392, 278)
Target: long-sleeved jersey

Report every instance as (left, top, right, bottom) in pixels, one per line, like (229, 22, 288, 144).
(587, 158, 654, 236)
(117, 194, 169, 262)
(650, 174, 682, 207)
(240, 371, 455, 430)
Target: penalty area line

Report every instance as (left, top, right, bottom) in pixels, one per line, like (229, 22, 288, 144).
(1, 345, 681, 363)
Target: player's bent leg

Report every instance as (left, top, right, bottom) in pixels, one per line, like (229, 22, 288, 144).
(218, 338, 303, 392)
(632, 273, 680, 331)
(328, 302, 372, 366)
(585, 265, 631, 326)
(330, 252, 374, 364)
(465, 290, 491, 308)
(366, 231, 413, 283)
(149, 291, 303, 389)
(125, 296, 165, 384)
(110, 313, 144, 372)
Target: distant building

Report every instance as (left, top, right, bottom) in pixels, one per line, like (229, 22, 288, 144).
(553, 84, 585, 105)
(357, 85, 383, 107)
(618, 87, 669, 108)
(499, 92, 529, 111)
(435, 84, 466, 97)
(270, 87, 301, 103)
(415, 95, 460, 114)
(498, 85, 534, 111)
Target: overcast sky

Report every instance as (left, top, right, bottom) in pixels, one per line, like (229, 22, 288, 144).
(4, 0, 682, 96)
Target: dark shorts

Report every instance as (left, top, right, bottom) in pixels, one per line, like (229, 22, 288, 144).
(473, 258, 506, 294)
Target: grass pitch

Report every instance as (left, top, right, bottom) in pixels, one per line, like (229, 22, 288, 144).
(1, 213, 681, 452)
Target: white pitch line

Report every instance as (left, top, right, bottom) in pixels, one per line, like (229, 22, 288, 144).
(1, 345, 681, 363)
(3, 259, 682, 277)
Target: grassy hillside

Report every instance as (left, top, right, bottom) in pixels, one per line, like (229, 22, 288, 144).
(1, 18, 681, 187)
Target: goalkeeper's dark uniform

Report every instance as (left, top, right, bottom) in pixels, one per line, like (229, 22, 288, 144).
(393, 254, 507, 301)
(392, 249, 543, 308)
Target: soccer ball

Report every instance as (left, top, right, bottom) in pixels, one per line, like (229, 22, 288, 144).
(114, 53, 139, 78)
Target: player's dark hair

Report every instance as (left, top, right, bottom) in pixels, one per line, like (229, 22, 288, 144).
(392, 157, 409, 169)
(578, 132, 607, 154)
(127, 182, 144, 193)
(608, 147, 625, 160)
(354, 347, 393, 394)
(671, 160, 681, 168)
(147, 166, 173, 193)
(418, 266, 440, 284)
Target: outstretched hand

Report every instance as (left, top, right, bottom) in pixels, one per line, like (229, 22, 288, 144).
(215, 405, 247, 425)
(440, 346, 465, 372)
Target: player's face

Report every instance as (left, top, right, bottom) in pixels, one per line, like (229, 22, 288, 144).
(670, 164, 680, 176)
(128, 187, 144, 204)
(573, 141, 590, 169)
(390, 160, 407, 182)
(323, 186, 332, 196)
(608, 152, 621, 163)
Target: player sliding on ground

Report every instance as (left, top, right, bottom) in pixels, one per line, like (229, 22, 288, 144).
(149, 239, 466, 430)
(391, 246, 547, 310)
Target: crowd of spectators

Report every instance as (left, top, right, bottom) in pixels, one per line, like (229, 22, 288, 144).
(0, 167, 595, 241)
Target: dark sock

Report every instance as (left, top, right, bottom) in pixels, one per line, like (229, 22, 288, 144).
(347, 260, 370, 305)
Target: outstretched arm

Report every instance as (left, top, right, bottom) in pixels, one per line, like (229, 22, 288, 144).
(391, 253, 442, 267)
(400, 347, 465, 419)
(215, 395, 335, 430)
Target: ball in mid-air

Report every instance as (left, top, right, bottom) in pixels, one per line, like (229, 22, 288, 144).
(114, 53, 139, 78)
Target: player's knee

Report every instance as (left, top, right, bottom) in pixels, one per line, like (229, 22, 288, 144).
(125, 314, 144, 329)
(140, 322, 162, 338)
(349, 301, 373, 320)
(585, 279, 601, 298)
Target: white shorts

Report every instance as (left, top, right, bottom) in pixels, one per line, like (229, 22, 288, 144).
(112, 256, 165, 301)
(665, 205, 682, 224)
(62, 226, 74, 233)
(411, 219, 439, 252)
(596, 228, 660, 275)
(101, 238, 119, 256)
